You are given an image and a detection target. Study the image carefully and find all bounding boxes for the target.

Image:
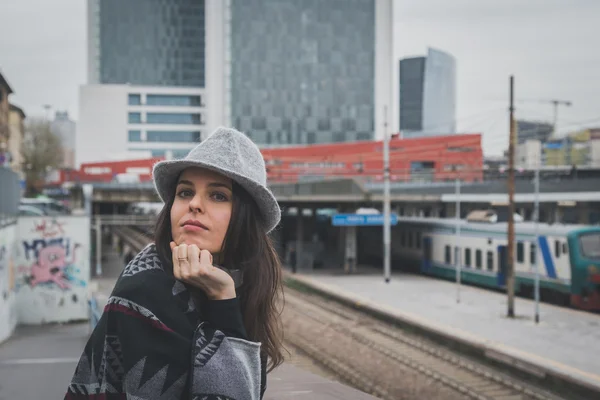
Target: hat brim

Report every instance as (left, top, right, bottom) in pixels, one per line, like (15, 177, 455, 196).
(153, 159, 281, 233)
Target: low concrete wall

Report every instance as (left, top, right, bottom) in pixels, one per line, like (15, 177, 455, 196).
(0, 222, 18, 344)
(13, 216, 91, 325)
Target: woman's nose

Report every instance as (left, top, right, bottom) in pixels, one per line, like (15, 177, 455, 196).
(188, 194, 204, 213)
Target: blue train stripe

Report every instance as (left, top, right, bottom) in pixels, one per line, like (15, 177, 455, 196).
(538, 236, 557, 279)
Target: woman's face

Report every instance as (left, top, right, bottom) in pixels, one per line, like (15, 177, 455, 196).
(170, 167, 233, 255)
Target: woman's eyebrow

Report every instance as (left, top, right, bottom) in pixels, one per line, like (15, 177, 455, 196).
(176, 179, 194, 186)
(208, 182, 232, 191)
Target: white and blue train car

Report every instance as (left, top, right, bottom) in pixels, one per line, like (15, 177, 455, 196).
(358, 216, 579, 303)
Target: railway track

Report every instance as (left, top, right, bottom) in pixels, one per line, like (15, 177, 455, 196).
(282, 286, 569, 400)
(111, 226, 573, 400)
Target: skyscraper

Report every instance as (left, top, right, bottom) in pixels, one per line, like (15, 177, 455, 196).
(88, 0, 205, 87)
(77, 0, 394, 166)
(399, 48, 456, 139)
(229, 0, 378, 146)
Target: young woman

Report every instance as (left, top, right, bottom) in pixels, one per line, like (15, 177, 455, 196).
(65, 127, 284, 400)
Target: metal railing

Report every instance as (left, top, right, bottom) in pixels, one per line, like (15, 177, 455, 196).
(92, 214, 157, 226)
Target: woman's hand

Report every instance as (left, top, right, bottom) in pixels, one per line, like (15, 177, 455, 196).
(170, 241, 236, 300)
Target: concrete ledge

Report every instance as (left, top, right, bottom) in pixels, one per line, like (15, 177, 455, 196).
(284, 273, 600, 400)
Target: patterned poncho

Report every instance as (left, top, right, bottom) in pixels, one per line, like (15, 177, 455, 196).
(64, 243, 266, 400)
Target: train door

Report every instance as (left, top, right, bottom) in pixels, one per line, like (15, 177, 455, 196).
(497, 245, 507, 286)
(421, 236, 432, 273)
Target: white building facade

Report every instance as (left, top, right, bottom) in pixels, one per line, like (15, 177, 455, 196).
(77, 85, 206, 166)
(516, 139, 542, 169)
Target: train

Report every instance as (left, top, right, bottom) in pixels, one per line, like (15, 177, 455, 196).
(357, 215, 600, 311)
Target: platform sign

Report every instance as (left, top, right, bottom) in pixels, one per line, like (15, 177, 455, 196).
(332, 213, 398, 226)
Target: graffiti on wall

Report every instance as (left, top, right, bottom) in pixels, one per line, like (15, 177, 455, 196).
(16, 218, 86, 291)
(0, 224, 18, 342)
(14, 216, 90, 324)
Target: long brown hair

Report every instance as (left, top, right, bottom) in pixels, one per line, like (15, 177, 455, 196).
(154, 177, 284, 371)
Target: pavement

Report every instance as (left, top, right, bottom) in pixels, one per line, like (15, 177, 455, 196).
(0, 322, 89, 400)
(288, 267, 600, 390)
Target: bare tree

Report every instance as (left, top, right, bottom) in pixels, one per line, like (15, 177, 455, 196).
(21, 118, 63, 196)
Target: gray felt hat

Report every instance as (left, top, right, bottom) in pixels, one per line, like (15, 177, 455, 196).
(152, 126, 281, 233)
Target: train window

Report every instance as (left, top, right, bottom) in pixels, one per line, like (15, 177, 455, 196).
(517, 242, 524, 263)
(555, 240, 560, 258)
(465, 248, 471, 267)
(530, 243, 536, 265)
(416, 232, 422, 249)
(445, 245, 451, 264)
(486, 251, 494, 271)
(475, 250, 482, 269)
(562, 242, 568, 254)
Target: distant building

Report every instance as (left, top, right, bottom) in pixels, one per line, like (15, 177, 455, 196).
(0, 71, 14, 167)
(516, 139, 542, 169)
(399, 48, 456, 139)
(516, 120, 553, 144)
(50, 111, 76, 169)
(7, 104, 26, 178)
(78, 0, 394, 165)
(77, 84, 205, 166)
(543, 128, 600, 167)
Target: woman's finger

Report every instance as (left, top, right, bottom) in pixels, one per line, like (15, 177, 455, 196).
(188, 245, 201, 276)
(199, 249, 213, 268)
(171, 242, 181, 279)
(178, 244, 190, 279)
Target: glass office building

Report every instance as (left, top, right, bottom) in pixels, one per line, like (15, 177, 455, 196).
(399, 48, 456, 138)
(230, 0, 376, 146)
(90, 0, 205, 87)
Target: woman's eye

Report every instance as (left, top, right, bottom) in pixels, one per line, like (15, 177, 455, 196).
(211, 192, 228, 202)
(177, 189, 193, 198)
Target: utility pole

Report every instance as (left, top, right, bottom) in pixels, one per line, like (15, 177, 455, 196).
(455, 174, 461, 304)
(383, 106, 391, 283)
(533, 159, 540, 324)
(507, 76, 516, 318)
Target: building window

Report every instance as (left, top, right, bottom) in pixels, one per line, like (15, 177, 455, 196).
(146, 131, 201, 143)
(517, 242, 524, 263)
(128, 130, 142, 142)
(408, 232, 413, 248)
(128, 94, 141, 105)
(400, 232, 406, 247)
(555, 240, 560, 258)
(465, 248, 471, 267)
(487, 251, 494, 271)
(146, 113, 201, 125)
(128, 112, 141, 124)
(475, 250, 482, 269)
(416, 232, 421, 249)
(445, 245, 451, 264)
(146, 94, 202, 107)
(530, 243, 536, 265)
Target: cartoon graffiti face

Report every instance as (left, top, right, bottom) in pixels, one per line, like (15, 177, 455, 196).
(30, 245, 71, 289)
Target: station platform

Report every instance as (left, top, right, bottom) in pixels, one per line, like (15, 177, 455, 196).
(285, 267, 600, 394)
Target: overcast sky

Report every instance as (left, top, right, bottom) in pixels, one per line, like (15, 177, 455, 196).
(1, 0, 599, 156)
